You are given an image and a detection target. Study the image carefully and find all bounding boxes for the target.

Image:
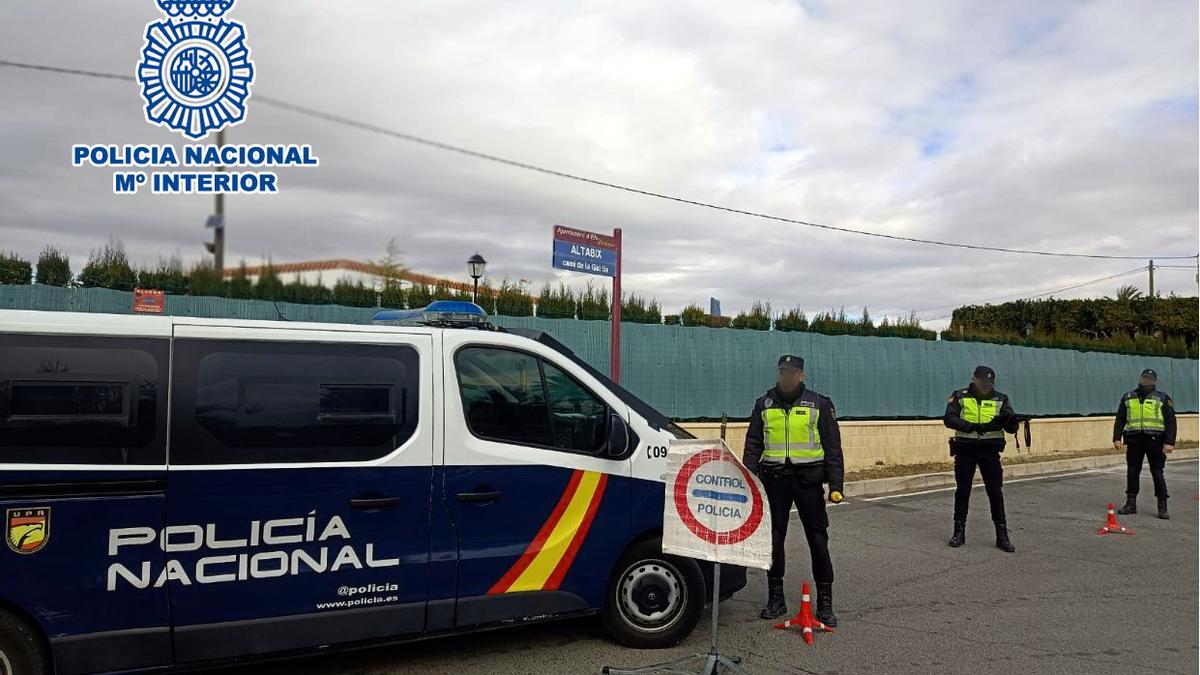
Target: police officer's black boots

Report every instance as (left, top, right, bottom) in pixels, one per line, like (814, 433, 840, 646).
(760, 579, 787, 620)
(947, 521, 966, 547)
(995, 524, 1015, 553)
(815, 582, 838, 627)
(1157, 498, 1169, 520)
(1117, 495, 1137, 515)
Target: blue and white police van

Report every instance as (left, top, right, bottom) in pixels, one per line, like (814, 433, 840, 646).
(0, 303, 744, 674)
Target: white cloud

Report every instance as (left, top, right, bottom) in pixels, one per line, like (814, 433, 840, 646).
(0, 0, 1195, 328)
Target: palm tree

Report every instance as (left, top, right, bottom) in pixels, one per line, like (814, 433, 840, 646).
(1114, 284, 1142, 302)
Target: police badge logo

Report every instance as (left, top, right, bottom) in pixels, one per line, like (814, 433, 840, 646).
(6, 507, 50, 555)
(137, 0, 254, 139)
(156, 0, 235, 18)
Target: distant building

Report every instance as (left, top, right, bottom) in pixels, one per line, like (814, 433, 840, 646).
(222, 259, 475, 294)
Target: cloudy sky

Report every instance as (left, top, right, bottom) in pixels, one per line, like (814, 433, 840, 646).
(1, 0, 1197, 327)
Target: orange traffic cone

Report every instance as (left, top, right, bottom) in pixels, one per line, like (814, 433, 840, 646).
(1098, 503, 1133, 536)
(773, 580, 833, 644)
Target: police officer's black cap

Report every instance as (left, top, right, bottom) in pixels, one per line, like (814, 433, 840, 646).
(777, 355, 804, 371)
(1141, 368, 1158, 379)
(973, 365, 996, 381)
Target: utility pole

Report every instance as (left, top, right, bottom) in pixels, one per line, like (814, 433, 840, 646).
(1148, 259, 1154, 298)
(204, 130, 226, 274)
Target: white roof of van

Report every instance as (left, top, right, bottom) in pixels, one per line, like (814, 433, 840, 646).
(0, 309, 437, 338)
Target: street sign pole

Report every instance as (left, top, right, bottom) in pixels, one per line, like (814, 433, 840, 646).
(611, 228, 622, 384)
(550, 224, 622, 381)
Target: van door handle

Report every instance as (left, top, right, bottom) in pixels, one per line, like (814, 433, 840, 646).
(456, 489, 503, 503)
(349, 496, 401, 510)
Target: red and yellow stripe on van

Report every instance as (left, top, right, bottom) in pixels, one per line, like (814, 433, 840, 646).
(489, 470, 608, 594)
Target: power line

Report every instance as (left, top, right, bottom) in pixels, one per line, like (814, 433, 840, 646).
(3, 57, 1199, 261)
(919, 266, 1149, 321)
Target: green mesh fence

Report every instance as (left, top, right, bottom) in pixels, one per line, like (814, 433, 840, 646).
(2, 285, 1195, 419)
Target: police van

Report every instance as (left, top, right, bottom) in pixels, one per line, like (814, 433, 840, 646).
(0, 303, 744, 674)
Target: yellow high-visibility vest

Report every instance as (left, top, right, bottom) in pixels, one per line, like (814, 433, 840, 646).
(761, 391, 824, 465)
(955, 392, 1006, 440)
(1124, 393, 1166, 434)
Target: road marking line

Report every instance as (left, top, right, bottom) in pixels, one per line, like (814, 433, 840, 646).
(859, 459, 1199, 502)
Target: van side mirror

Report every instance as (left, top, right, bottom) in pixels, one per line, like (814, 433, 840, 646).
(606, 413, 630, 458)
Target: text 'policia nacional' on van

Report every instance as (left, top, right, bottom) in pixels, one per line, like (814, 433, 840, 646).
(0, 302, 745, 675)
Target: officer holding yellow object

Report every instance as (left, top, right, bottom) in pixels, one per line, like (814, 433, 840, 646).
(943, 365, 1018, 552)
(743, 355, 844, 626)
(1113, 368, 1176, 519)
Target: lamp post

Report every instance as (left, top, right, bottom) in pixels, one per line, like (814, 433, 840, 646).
(467, 253, 487, 304)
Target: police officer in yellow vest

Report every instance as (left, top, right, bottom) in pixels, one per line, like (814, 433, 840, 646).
(1113, 368, 1177, 519)
(943, 365, 1018, 552)
(743, 355, 844, 625)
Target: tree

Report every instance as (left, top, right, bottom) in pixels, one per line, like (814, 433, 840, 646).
(732, 301, 772, 330)
(253, 261, 285, 301)
(774, 307, 808, 332)
(227, 261, 253, 299)
(680, 304, 708, 327)
(621, 292, 662, 324)
(577, 282, 610, 320)
(35, 247, 72, 286)
(859, 307, 874, 334)
(138, 256, 189, 294)
(474, 279, 497, 314)
(406, 283, 432, 309)
(188, 259, 226, 297)
(536, 282, 576, 319)
(332, 277, 376, 307)
(1114, 284, 1142, 302)
(374, 238, 406, 292)
(283, 276, 332, 305)
(78, 238, 136, 291)
(494, 280, 533, 316)
(0, 251, 33, 285)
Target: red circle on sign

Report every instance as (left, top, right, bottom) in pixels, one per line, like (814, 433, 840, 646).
(673, 448, 764, 545)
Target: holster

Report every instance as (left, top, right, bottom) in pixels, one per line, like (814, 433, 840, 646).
(948, 437, 957, 457)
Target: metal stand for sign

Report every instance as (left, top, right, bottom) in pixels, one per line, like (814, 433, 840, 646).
(602, 562, 750, 675)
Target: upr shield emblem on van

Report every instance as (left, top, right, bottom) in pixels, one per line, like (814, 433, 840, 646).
(6, 507, 50, 555)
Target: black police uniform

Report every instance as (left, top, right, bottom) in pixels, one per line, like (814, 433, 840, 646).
(1113, 372, 1177, 519)
(743, 357, 844, 626)
(942, 366, 1018, 552)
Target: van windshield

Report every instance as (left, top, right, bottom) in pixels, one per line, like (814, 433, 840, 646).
(502, 328, 693, 439)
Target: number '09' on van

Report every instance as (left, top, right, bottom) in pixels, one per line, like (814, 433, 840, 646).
(0, 305, 745, 674)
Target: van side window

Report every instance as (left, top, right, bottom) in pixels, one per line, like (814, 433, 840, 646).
(455, 347, 608, 455)
(170, 340, 419, 464)
(0, 335, 167, 465)
(542, 361, 607, 454)
(456, 348, 553, 447)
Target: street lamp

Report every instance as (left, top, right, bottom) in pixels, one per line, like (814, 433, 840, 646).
(467, 253, 487, 303)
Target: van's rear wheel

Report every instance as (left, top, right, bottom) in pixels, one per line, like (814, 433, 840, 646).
(601, 539, 704, 649)
(0, 610, 49, 675)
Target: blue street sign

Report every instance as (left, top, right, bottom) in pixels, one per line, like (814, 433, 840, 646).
(552, 238, 617, 277)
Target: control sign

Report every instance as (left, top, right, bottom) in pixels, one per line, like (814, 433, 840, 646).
(662, 439, 772, 570)
(552, 224, 617, 277)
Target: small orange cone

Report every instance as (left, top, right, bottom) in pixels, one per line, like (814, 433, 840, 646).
(1098, 503, 1133, 536)
(773, 580, 833, 644)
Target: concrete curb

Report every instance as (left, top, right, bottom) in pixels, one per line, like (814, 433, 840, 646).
(843, 447, 1199, 498)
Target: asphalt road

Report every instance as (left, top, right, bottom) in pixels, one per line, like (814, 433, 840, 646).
(225, 460, 1199, 675)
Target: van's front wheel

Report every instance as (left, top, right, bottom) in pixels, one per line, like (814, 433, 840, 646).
(601, 539, 704, 648)
(0, 610, 49, 675)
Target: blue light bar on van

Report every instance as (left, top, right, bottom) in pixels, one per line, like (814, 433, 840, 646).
(372, 301, 489, 328)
